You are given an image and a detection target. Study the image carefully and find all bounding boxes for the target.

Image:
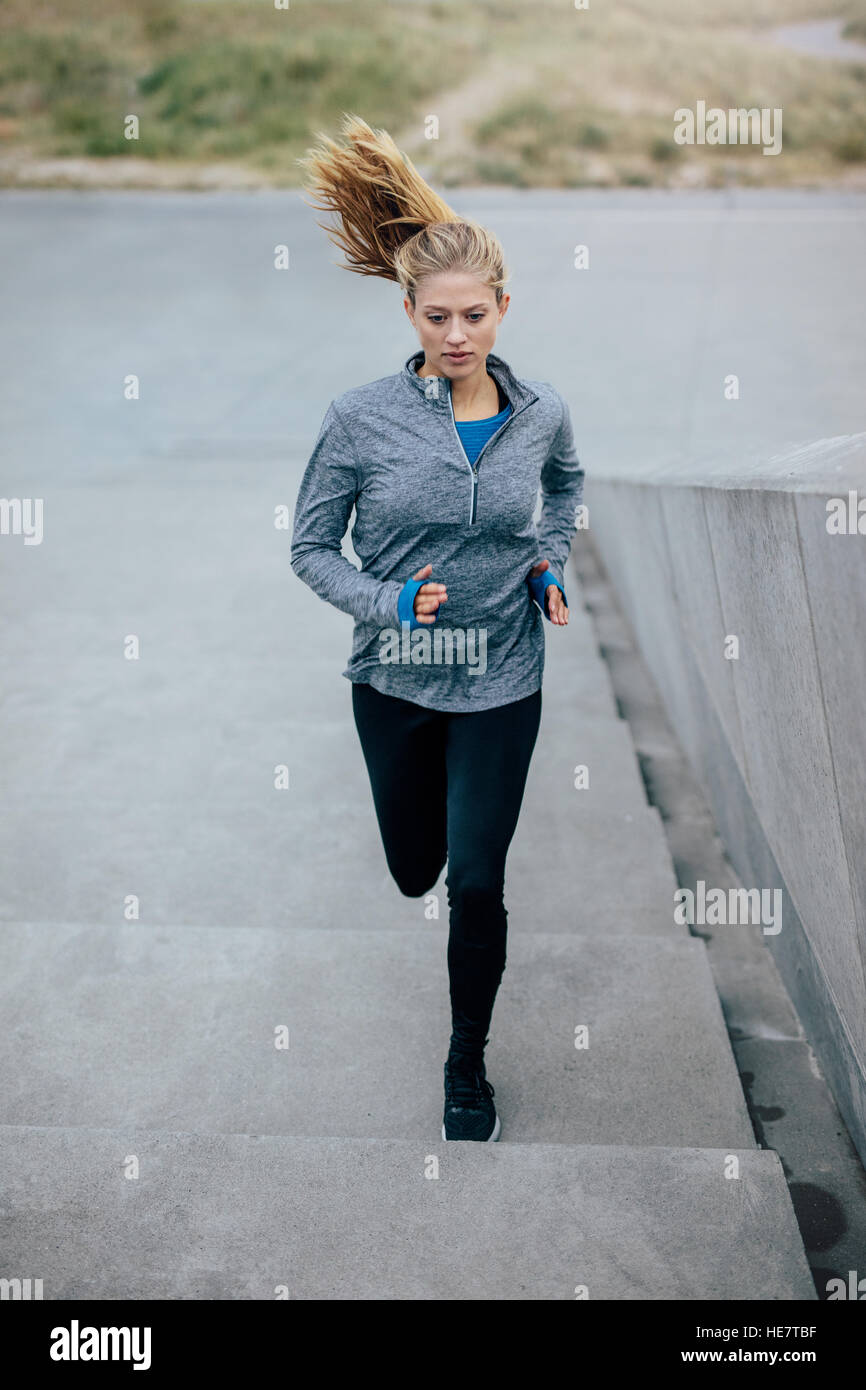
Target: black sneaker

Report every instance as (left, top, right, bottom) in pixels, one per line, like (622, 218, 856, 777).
(442, 1056, 501, 1142)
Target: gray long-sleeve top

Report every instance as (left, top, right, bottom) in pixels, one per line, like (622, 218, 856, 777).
(290, 349, 585, 712)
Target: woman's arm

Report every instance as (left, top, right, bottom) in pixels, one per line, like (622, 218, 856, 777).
(291, 400, 405, 627)
(528, 392, 585, 618)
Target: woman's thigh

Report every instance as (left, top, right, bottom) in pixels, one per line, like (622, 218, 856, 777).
(351, 680, 448, 895)
(444, 689, 543, 889)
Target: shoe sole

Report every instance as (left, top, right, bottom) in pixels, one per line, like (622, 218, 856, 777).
(441, 1112, 501, 1143)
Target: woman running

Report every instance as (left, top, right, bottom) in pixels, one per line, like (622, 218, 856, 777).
(291, 114, 584, 1142)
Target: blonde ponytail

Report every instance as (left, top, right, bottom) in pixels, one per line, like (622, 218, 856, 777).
(297, 113, 509, 306)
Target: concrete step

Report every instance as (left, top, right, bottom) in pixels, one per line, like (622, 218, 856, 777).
(0, 486, 618, 719)
(0, 922, 754, 1148)
(0, 790, 679, 935)
(506, 803, 681, 936)
(526, 709, 653, 815)
(0, 588, 609, 713)
(0, 701, 647, 815)
(0, 499, 637, 807)
(0, 1125, 815, 1299)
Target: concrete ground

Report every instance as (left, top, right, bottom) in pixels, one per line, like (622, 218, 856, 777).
(3, 188, 858, 1298)
(573, 533, 866, 1297)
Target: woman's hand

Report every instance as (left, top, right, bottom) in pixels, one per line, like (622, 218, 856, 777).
(528, 559, 569, 626)
(411, 563, 448, 625)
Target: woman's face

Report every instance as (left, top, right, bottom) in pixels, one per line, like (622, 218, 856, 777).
(404, 271, 510, 376)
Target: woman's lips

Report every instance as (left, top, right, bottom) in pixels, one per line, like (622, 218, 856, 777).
(445, 352, 471, 360)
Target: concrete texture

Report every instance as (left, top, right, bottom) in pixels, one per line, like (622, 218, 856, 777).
(795, 491, 866, 992)
(586, 445, 866, 1169)
(0, 189, 823, 1298)
(673, 650, 866, 1190)
(573, 531, 866, 1291)
(507, 804, 684, 937)
(0, 796, 683, 937)
(659, 484, 747, 777)
(0, 922, 753, 1148)
(0, 1127, 815, 1301)
(5, 188, 865, 483)
(704, 487, 866, 1055)
(735, 1038, 866, 1296)
(522, 711, 658, 816)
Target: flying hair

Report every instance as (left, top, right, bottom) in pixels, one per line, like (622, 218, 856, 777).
(297, 112, 509, 306)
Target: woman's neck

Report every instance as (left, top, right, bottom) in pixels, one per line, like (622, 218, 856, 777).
(447, 361, 502, 420)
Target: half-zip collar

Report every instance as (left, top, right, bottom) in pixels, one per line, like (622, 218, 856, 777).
(402, 349, 539, 417)
(403, 348, 540, 525)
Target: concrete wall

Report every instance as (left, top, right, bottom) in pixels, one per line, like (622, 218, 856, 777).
(586, 435, 866, 1167)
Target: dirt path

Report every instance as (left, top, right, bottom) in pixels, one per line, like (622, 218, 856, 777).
(391, 52, 533, 184)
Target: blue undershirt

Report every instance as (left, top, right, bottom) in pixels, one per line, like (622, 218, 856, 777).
(453, 400, 512, 464)
(397, 399, 567, 629)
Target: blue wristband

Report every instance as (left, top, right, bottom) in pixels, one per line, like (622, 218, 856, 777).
(527, 568, 567, 619)
(397, 576, 432, 630)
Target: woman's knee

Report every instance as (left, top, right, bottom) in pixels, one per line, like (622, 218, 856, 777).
(445, 863, 506, 923)
(390, 849, 446, 899)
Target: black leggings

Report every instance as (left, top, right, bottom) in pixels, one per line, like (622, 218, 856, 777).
(351, 680, 543, 1061)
